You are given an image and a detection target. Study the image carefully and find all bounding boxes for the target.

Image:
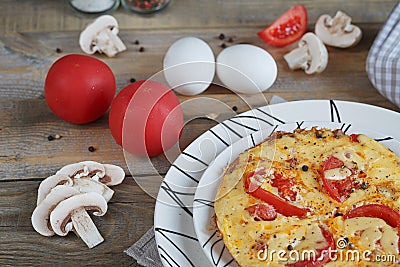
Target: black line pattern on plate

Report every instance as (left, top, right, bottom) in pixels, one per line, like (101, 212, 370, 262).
(340, 123, 352, 134)
(171, 164, 199, 184)
(330, 100, 341, 123)
(375, 136, 394, 142)
(159, 245, 179, 267)
(296, 121, 305, 129)
(223, 259, 235, 267)
(250, 133, 256, 147)
(209, 238, 235, 267)
(268, 125, 280, 136)
(193, 198, 215, 208)
(256, 107, 286, 124)
(209, 129, 230, 147)
(160, 181, 194, 217)
(221, 122, 243, 138)
(181, 151, 209, 167)
(211, 238, 225, 266)
(227, 118, 258, 132)
(203, 230, 218, 248)
(155, 227, 198, 267)
(232, 115, 274, 126)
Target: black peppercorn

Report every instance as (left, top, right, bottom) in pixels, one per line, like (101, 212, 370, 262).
(334, 212, 343, 217)
(232, 106, 238, 112)
(301, 165, 309, 171)
(218, 33, 225, 40)
(55, 48, 62, 53)
(47, 135, 55, 141)
(134, 40, 140, 45)
(360, 182, 369, 189)
(88, 146, 96, 152)
(139, 47, 145, 52)
(220, 43, 227, 48)
(130, 78, 136, 83)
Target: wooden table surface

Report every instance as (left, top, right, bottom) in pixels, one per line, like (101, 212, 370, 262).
(1, 0, 399, 266)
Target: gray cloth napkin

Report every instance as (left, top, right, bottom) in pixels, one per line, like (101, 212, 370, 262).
(124, 226, 163, 267)
(366, 2, 400, 108)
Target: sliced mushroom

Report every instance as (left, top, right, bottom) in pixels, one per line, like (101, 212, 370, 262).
(284, 33, 328, 74)
(79, 15, 126, 57)
(315, 11, 362, 48)
(32, 185, 80, 236)
(56, 161, 105, 180)
(50, 192, 107, 248)
(73, 178, 114, 202)
(101, 164, 125, 186)
(37, 174, 73, 206)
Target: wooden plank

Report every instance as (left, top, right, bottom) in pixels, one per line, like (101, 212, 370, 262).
(1, 81, 398, 181)
(0, 0, 397, 33)
(1, 24, 398, 112)
(0, 178, 155, 266)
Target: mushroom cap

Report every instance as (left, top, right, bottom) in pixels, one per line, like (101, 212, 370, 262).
(37, 174, 73, 205)
(50, 192, 107, 236)
(56, 161, 105, 179)
(102, 164, 125, 186)
(79, 15, 120, 54)
(300, 33, 329, 74)
(32, 185, 80, 236)
(72, 178, 114, 202)
(315, 11, 362, 48)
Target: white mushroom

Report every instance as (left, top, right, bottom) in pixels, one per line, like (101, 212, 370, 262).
(50, 192, 107, 248)
(56, 161, 106, 180)
(73, 178, 114, 202)
(102, 164, 125, 186)
(37, 174, 73, 205)
(283, 33, 328, 74)
(79, 15, 126, 57)
(315, 11, 362, 48)
(32, 185, 80, 236)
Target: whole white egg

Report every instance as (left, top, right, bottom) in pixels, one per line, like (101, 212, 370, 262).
(216, 44, 277, 94)
(163, 37, 215, 96)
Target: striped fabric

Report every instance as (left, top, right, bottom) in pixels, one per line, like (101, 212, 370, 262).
(366, 2, 400, 108)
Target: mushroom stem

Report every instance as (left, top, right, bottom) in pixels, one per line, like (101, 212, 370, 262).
(97, 30, 126, 57)
(71, 208, 104, 249)
(283, 45, 310, 70)
(326, 11, 352, 33)
(284, 33, 328, 74)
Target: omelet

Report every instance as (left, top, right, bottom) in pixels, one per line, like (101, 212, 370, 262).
(214, 127, 400, 266)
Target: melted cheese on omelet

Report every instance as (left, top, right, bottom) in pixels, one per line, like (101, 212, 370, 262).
(214, 128, 400, 267)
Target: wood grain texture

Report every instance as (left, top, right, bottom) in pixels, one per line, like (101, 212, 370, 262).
(0, 0, 397, 33)
(1, 24, 399, 112)
(1, 1, 400, 266)
(0, 178, 155, 267)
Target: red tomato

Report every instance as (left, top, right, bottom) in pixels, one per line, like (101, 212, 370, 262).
(245, 171, 309, 217)
(245, 203, 277, 221)
(271, 172, 297, 201)
(288, 226, 336, 267)
(321, 155, 359, 203)
(44, 54, 116, 124)
(350, 134, 360, 142)
(344, 204, 400, 252)
(108, 80, 184, 157)
(258, 5, 308, 47)
(344, 204, 400, 228)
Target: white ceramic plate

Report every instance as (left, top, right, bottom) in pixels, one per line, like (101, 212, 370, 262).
(192, 121, 400, 267)
(154, 100, 400, 267)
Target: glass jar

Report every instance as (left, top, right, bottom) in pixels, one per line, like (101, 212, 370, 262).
(69, 0, 120, 15)
(121, 0, 171, 14)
